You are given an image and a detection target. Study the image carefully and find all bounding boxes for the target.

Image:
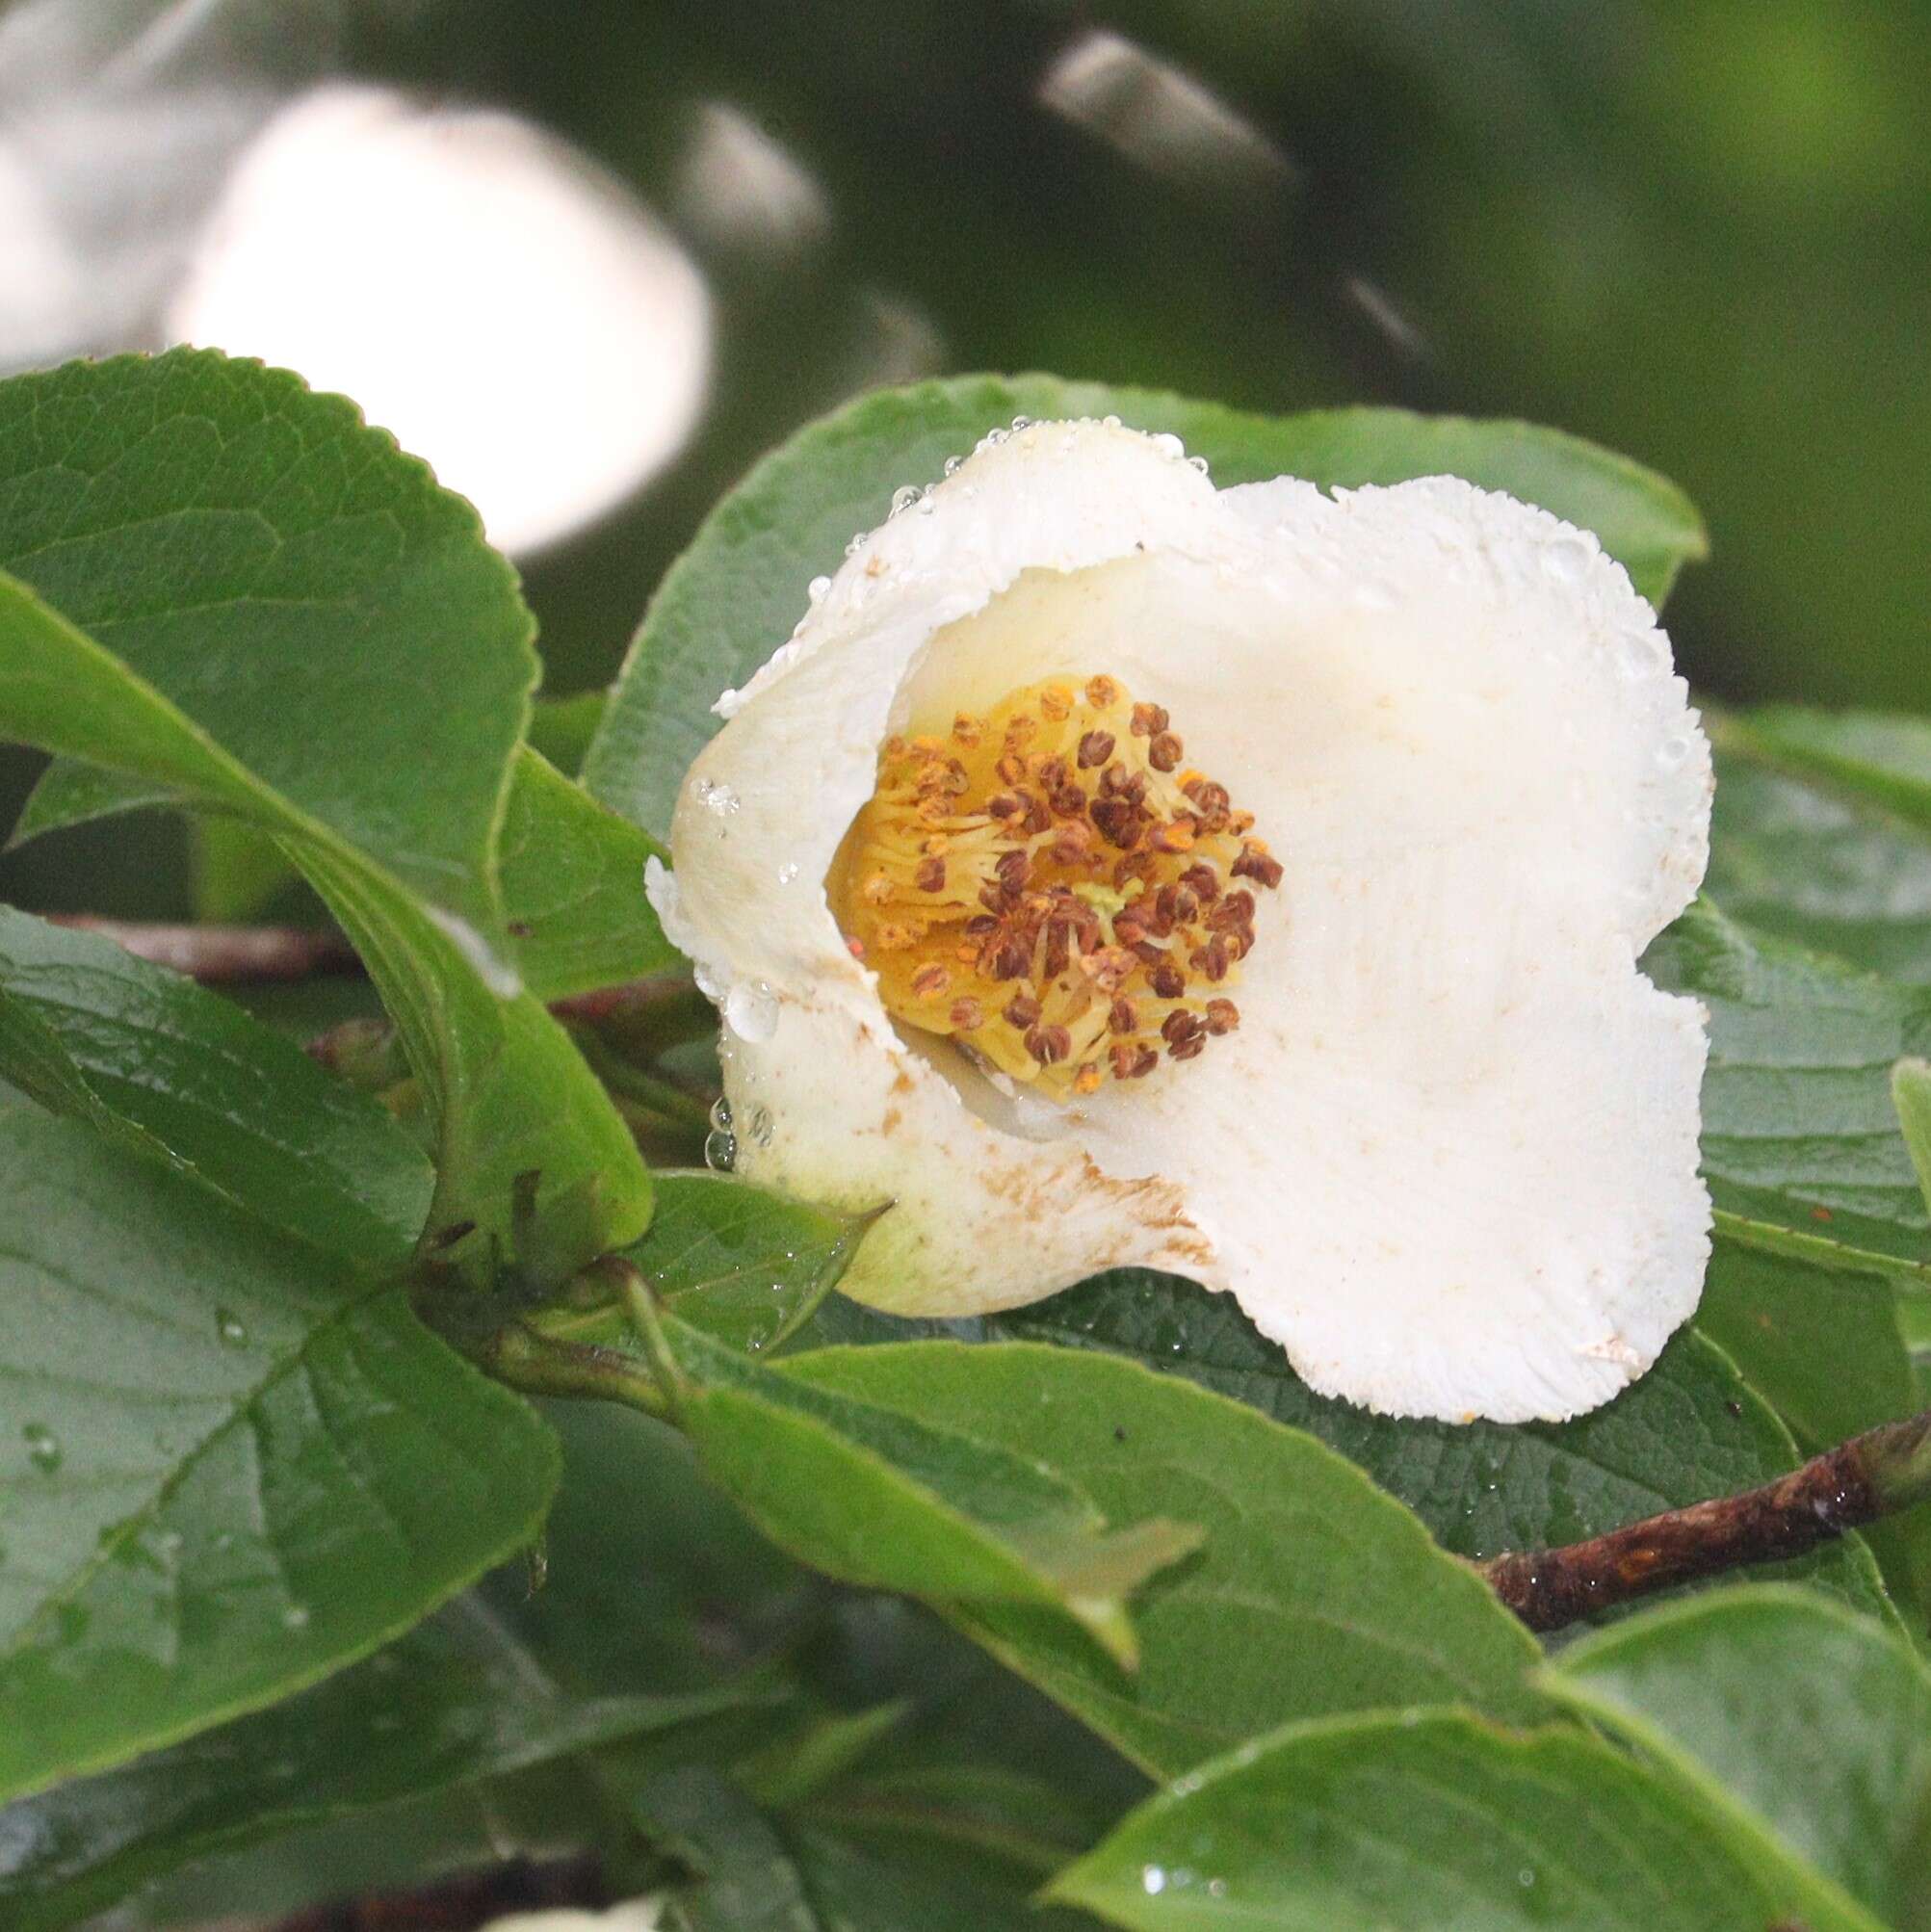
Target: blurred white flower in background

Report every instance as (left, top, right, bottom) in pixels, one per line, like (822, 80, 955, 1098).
(168, 85, 715, 554)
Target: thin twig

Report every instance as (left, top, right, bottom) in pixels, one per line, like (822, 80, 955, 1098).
(45, 916, 361, 980)
(1481, 1409, 1931, 1632)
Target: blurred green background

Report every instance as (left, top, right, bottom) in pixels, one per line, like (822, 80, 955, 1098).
(3, 0, 1928, 918)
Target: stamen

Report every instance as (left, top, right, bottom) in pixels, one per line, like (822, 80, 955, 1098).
(826, 674, 1282, 1101)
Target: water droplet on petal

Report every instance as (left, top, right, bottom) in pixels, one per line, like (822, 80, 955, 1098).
(1150, 431, 1185, 459)
(216, 1309, 248, 1347)
(22, 1423, 61, 1475)
(1542, 535, 1591, 582)
(1141, 1867, 1166, 1895)
(807, 573, 831, 602)
(1656, 733, 1693, 772)
(1102, 413, 1121, 429)
(724, 979, 779, 1042)
(709, 1096, 734, 1132)
(693, 777, 741, 817)
(1009, 414, 1031, 431)
(943, 454, 962, 477)
(776, 860, 800, 885)
(1186, 454, 1210, 474)
(1616, 630, 1668, 680)
(890, 483, 921, 516)
(704, 1128, 738, 1172)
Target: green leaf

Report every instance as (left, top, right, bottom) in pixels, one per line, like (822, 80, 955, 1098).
(0, 350, 533, 935)
(287, 833, 650, 1280)
(544, 1172, 874, 1357)
(1647, 898, 1931, 1265)
(779, 1342, 1544, 1777)
(1549, 1586, 1931, 1931)
(0, 354, 650, 1279)
(0, 1598, 751, 1932)
(0, 1111, 559, 1801)
(1047, 1711, 1855, 1932)
(497, 746, 680, 1003)
(584, 374, 1706, 842)
(949, 1276, 1895, 1623)
(637, 1766, 820, 1932)
(1708, 751, 1931, 983)
(1722, 709, 1931, 845)
(663, 1319, 1203, 1673)
(0, 905, 431, 1268)
(1897, 1057, 1931, 1217)
(528, 689, 613, 777)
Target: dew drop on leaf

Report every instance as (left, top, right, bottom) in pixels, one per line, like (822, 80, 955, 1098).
(216, 1308, 249, 1347)
(22, 1423, 62, 1474)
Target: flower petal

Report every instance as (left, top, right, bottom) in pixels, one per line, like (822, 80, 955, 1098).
(660, 420, 1710, 1422)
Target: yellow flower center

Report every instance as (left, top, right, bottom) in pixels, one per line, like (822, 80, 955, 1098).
(827, 675, 1283, 1101)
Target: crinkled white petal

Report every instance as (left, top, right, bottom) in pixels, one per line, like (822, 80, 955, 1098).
(662, 419, 1711, 1423)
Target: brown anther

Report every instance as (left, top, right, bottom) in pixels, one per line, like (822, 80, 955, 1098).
(1003, 992, 1042, 1030)
(952, 713, 982, 746)
(1147, 887, 1178, 939)
(1208, 890, 1256, 931)
(1039, 687, 1074, 722)
(1077, 729, 1116, 769)
(915, 856, 948, 894)
(1131, 938, 1166, 967)
(986, 792, 1021, 822)
(1084, 675, 1121, 709)
(1051, 820, 1094, 864)
(1179, 862, 1220, 903)
(1109, 995, 1139, 1035)
(1167, 1031, 1207, 1062)
(1171, 886, 1200, 926)
(1026, 794, 1054, 835)
(1072, 1063, 1104, 1096)
(995, 849, 1031, 892)
(1130, 701, 1169, 738)
(1150, 958, 1187, 1001)
(1148, 730, 1184, 772)
(1224, 925, 1256, 960)
(1190, 937, 1232, 982)
(909, 962, 952, 1001)
(1233, 844, 1287, 889)
(1230, 810, 1256, 835)
(1151, 819, 1197, 855)
(1090, 798, 1140, 849)
(1204, 997, 1240, 1035)
(1052, 784, 1089, 819)
(1113, 914, 1147, 949)
(1042, 921, 1073, 980)
(1036, 756, 1071, 791)
(1025, 1023, 1073, 1065)
(964, 913, 1001, 937)
(1109, 1041, 1160, 1080)
(987, 938, 1031, 980)
(996, 752, 1028, 786)
(950, 997, 985, 1031)
(1161, 1009, 1204, 1047)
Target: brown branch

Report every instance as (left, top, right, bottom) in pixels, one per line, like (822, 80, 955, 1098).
(1482, 1408, 1931, 1632)
(268, 1851, 608, 1931)
(45, 916, 360, 981)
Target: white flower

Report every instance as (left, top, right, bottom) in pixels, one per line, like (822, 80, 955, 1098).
(650, 419, 1711, 1423)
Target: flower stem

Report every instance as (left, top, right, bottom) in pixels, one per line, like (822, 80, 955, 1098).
(1481, 1407, 1931, 1632)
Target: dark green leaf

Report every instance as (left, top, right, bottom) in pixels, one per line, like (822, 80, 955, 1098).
(1647, 898, 1931, 1265)
(544, 1172, 874, 1357)
(1550, 1586, 1931, 1930)
(0, 905, 431, 1268)
(585, 375, 1706, 842)
(529, 690, 613, 777)
(0, 1598, 750, 1932)
(497, 746, 679, 1003)
(956, 1275, 1895, 1623)
(0, 1112, 558, 1800)
(638, 1765, 819, 1932)
(0, 355, 650, 1281)
(781, 1342, 1543, 1776)
(664, 1319, 1202, 1672)
(1708, 752, 1931, 983)
(1047, 1711, 1855, 1932)
(0, 350, 533, 936)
